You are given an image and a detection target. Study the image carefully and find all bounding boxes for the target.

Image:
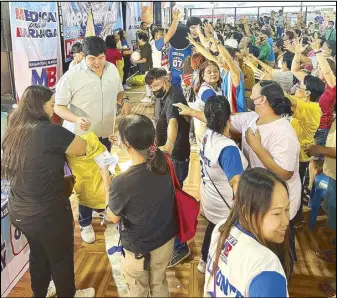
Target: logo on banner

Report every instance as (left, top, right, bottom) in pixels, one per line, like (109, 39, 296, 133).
(15, 8, 58, 38)
(10, 225, 28, 256)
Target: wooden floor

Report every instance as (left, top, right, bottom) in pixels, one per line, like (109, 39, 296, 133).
(8, 90, 336, 297)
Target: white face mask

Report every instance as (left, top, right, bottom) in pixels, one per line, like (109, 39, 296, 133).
(278, 58, 283, 69)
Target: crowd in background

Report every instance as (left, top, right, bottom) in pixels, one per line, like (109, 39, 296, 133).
(1, 6, 336, 298)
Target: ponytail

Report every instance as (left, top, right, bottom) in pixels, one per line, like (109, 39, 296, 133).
(145, 146, 169, 175)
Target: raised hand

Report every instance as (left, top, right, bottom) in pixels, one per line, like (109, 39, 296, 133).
(254, 69, 272, 81)
(172, 9, 181, 22)
(243, 56, 255, 69)
(293, 37, 308, 54)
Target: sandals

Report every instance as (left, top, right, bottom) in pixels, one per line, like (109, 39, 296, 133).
(319, 281, 336, 298)
(315, 250, 336, 264)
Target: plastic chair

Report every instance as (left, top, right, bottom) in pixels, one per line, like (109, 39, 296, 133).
(308, 173, 329, 231)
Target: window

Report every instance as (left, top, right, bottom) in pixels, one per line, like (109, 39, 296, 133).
(283, 7, 302, 28)
(236, 7, 259, 24)
(306, 6, 336, 25)
(190, 8, 214, 22)
(214, 8, 235, 26)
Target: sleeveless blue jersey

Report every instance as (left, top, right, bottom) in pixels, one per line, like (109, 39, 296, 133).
(169, 45, 193, 89)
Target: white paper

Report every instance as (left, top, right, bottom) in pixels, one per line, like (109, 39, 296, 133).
(94, 151, 119, 172)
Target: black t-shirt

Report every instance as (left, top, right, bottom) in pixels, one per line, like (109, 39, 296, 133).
(9, 121, 75, 218)
(140, 42, 153, 72)
(155, 85, 191, 161)
(109, 163, 177, 253)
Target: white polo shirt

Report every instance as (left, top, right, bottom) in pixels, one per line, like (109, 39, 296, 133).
(55, 60, 123, 138)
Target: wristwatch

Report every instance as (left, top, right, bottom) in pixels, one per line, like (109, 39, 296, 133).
(121, 97, 130, 106)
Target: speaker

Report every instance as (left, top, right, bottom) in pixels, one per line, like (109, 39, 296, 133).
(1, 2, 12, 52)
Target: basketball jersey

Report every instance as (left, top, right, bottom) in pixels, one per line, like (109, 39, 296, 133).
(200, 129, 248, 224)
(169, 45, 193, 88)
(204, 220, 289, 297)
(151, 38, 170, 72)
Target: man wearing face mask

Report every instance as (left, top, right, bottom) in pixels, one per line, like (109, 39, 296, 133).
(145, 68, 191, 267)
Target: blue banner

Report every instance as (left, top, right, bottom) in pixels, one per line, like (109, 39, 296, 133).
(91, 2, 123, 40)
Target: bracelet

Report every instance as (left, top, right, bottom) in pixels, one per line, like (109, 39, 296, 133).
(315, 50, 323, 54)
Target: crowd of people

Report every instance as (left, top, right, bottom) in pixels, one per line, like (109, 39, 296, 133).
(1, 7, 336, 298)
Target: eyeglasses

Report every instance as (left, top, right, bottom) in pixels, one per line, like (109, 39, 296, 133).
(250, 95, 264, 101)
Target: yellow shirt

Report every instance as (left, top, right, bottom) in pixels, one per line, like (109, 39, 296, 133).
(289, 96, 322, 162)
(323, 120, 336, 180)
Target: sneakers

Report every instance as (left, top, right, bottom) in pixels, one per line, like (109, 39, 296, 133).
(167, 245, 191, 268)
(45, 281, 95, 297)
(123, 84, 132, 91)
(46, 280, 56, 297)
(74, 288, 95, 297)
(80, 225, 96, 244)
(141, 96, 153, 104)
(197, 258, 206, 274)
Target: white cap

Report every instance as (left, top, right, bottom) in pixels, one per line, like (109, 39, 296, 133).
(224, 39, 238, 49)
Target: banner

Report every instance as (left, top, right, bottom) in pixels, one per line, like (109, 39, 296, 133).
(91, 2, 123, 40)
(9, 2, 63, 99)
(60, 2, 90, 62)
(1, 180, 30, 297)
(126, 2, 142, 51)
(141, 2, 154, 25)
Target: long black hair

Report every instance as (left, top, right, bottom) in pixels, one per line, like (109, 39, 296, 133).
(2, 85, 53, 184)
(118, 114, 169, 175)
(259, 80, 292, 116)
(204, 96, 231, 135)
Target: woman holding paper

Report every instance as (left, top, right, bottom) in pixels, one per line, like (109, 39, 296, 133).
(101, 114, 177, 297)
(1, 85, 95, 297)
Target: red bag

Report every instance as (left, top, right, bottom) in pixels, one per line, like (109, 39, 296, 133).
(165, 154, 200, 243)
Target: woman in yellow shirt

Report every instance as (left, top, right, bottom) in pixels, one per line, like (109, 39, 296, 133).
(286, 75, 325, 225)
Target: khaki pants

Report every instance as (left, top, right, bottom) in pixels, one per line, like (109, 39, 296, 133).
(122, 238, 175, 297)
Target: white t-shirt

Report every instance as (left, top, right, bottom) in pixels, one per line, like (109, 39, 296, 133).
(231, 112, 301, 220)
(204, 220, 289, 297)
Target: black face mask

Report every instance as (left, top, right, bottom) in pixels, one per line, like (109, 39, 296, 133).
(153, 87, 166, 98)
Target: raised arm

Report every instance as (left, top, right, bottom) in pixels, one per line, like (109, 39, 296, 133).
(291, 38, 309, 81)
(311, 39, 336, 88)
(163, 9, 180, 44)
(186, 34, 218, 64)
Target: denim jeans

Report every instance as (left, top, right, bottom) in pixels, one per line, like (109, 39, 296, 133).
(78, 204, 105, 227)
(171, 158, 190, 251)
(171, 158, 190, 189)
(277, 27, 284, 39)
